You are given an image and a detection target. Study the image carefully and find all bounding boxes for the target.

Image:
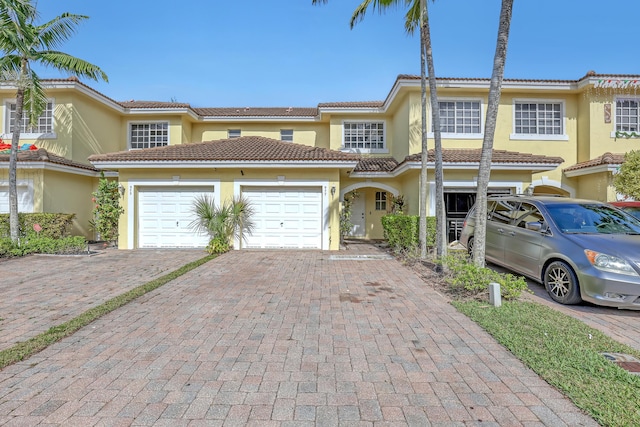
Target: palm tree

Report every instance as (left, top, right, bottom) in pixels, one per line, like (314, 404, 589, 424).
(0, 0, 108, 242)
(190, 195, 256, 254)
(313, 0, 447, 260)
(472, 0, 514, 267)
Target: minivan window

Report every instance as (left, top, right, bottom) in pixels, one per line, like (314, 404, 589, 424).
(513, 202, 544, 228)
(489, 199, 519, 224)
(546, 203, 640, 234)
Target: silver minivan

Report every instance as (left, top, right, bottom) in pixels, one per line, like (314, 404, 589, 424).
(460, 195, 640, 309)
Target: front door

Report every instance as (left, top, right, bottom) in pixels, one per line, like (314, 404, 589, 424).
(350, 194, 366, 237)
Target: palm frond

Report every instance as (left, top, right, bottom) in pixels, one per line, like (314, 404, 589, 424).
(229, 195, 256, 243)
(38, 51, 108, 82)
(22, 72, 47, 125)
(36, 13, 88, 50)
(0, 55, 22, 77)
(189, 194, 217, 236)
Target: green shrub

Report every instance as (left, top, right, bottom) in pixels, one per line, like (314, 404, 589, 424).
(0, 235, 86, 258)
(90, 173, 124, 243)
(441, 252, 529, 300)
(381, 214, 436, 253)
(0, 213, 75, 239)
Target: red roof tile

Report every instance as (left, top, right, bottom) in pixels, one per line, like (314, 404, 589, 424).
(563, 152, 625, 172)
(120, 100, 192, 109)
(403, 149, 564, 165)
(317, 101, 384, 108)
(0, 148, 99, 172)
(193, 107, 318, 117)
(353, 157, 399, 172)
(88, 136, 360, 163)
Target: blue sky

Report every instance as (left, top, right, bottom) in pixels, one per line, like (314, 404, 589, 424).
(33, 0, 640, 107)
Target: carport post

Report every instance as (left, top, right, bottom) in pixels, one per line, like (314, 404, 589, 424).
(489, 282, 502, 307)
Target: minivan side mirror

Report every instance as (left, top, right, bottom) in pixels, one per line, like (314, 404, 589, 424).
(525, 221, 547, 232)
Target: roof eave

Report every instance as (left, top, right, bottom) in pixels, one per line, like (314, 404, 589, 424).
(400, 161, 562, 171)
(198, 116, 318, 122)
(89, 160, 359, 169)
(0, 160, 114, 177)
(564, 164, 620, 177)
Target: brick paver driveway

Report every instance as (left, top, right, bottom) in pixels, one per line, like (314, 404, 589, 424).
(0, 248, 597, 426)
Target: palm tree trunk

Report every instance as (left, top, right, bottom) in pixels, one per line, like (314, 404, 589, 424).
(418, 0, 428, 259)
(422, 0, 446, 261)
(473, 0, 514, 267)
(8, 86, 25, 242)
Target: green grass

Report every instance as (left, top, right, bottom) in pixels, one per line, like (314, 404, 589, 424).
(0, 254, 215, 370)
(454, 300, 640, 427)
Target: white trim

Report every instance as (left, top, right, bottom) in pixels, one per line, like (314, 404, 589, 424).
(428, 180, 522, 214)
(511, 98, 567, 140)
(0, 160, 111, 177)
(339, 182, 399, 201)
(199, 116, 318, 122)
(126, 179, 220, 250)
(510, 134, 569, 141)
(233, 179, 330, 250)
(350, 159, 560, 179)
(90, 160, 359, 169)
(564, 164, 620, 178)
(528, 177, 575, 197)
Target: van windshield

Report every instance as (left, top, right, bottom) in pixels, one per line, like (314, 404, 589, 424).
(546, 203, 640, 234)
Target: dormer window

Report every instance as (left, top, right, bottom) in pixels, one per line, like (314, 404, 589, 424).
(343, 121, 386, 152)
(129, 122, 168, 150)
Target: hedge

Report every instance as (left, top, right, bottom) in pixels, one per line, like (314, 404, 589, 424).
(0, 213, 75, 239)
(381, 214, 436, 252)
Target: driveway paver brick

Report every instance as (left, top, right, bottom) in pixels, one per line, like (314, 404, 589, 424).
(0, 244, 613, 425)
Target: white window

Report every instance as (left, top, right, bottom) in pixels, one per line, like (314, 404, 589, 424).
(343, 121, 385, 151)
(228, 129, 241, 138)
(375, 191, 387, 211)
(515, 102, 562, 135)
(5, 100, 54, 137)
(437, 100, 481, 135)
(511, 100, 567, 141)
(615, 99, 639, 133)
(280, 129, 293, 142)
(129, 122, 168, 150)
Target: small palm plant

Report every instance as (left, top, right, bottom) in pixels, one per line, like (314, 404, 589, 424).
(190, 195, 255, 254)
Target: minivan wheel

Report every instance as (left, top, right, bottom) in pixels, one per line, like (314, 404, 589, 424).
(467, 237, 474, 258)
(544, 261, 582, 305)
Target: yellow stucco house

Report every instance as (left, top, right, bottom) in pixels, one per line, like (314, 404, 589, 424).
(1, 72, 639, 250)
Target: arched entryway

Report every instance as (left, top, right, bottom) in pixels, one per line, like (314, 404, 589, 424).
(340, 182, 400, 239)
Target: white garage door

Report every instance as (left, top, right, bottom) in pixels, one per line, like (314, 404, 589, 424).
(138, 188, 213, 248)
(0, 185, 33, 213)
(242, 187, 323, 249)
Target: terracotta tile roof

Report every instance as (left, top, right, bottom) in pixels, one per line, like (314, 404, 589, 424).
(192, 107, 318, 117)
(88, 136, 361, 163)
(120, 100, 192, 109)
(353, 157, 399, 172)
(563, 152, 625, 172)
(317, 101, 384, 108)
(0, 148, 99, 172)
(403, 149, 564, 165)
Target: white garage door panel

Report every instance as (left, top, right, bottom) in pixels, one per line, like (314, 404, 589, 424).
(242, 188, 323, 249)
(138, 188, 212, 248)
(0, 186, 33, 213)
